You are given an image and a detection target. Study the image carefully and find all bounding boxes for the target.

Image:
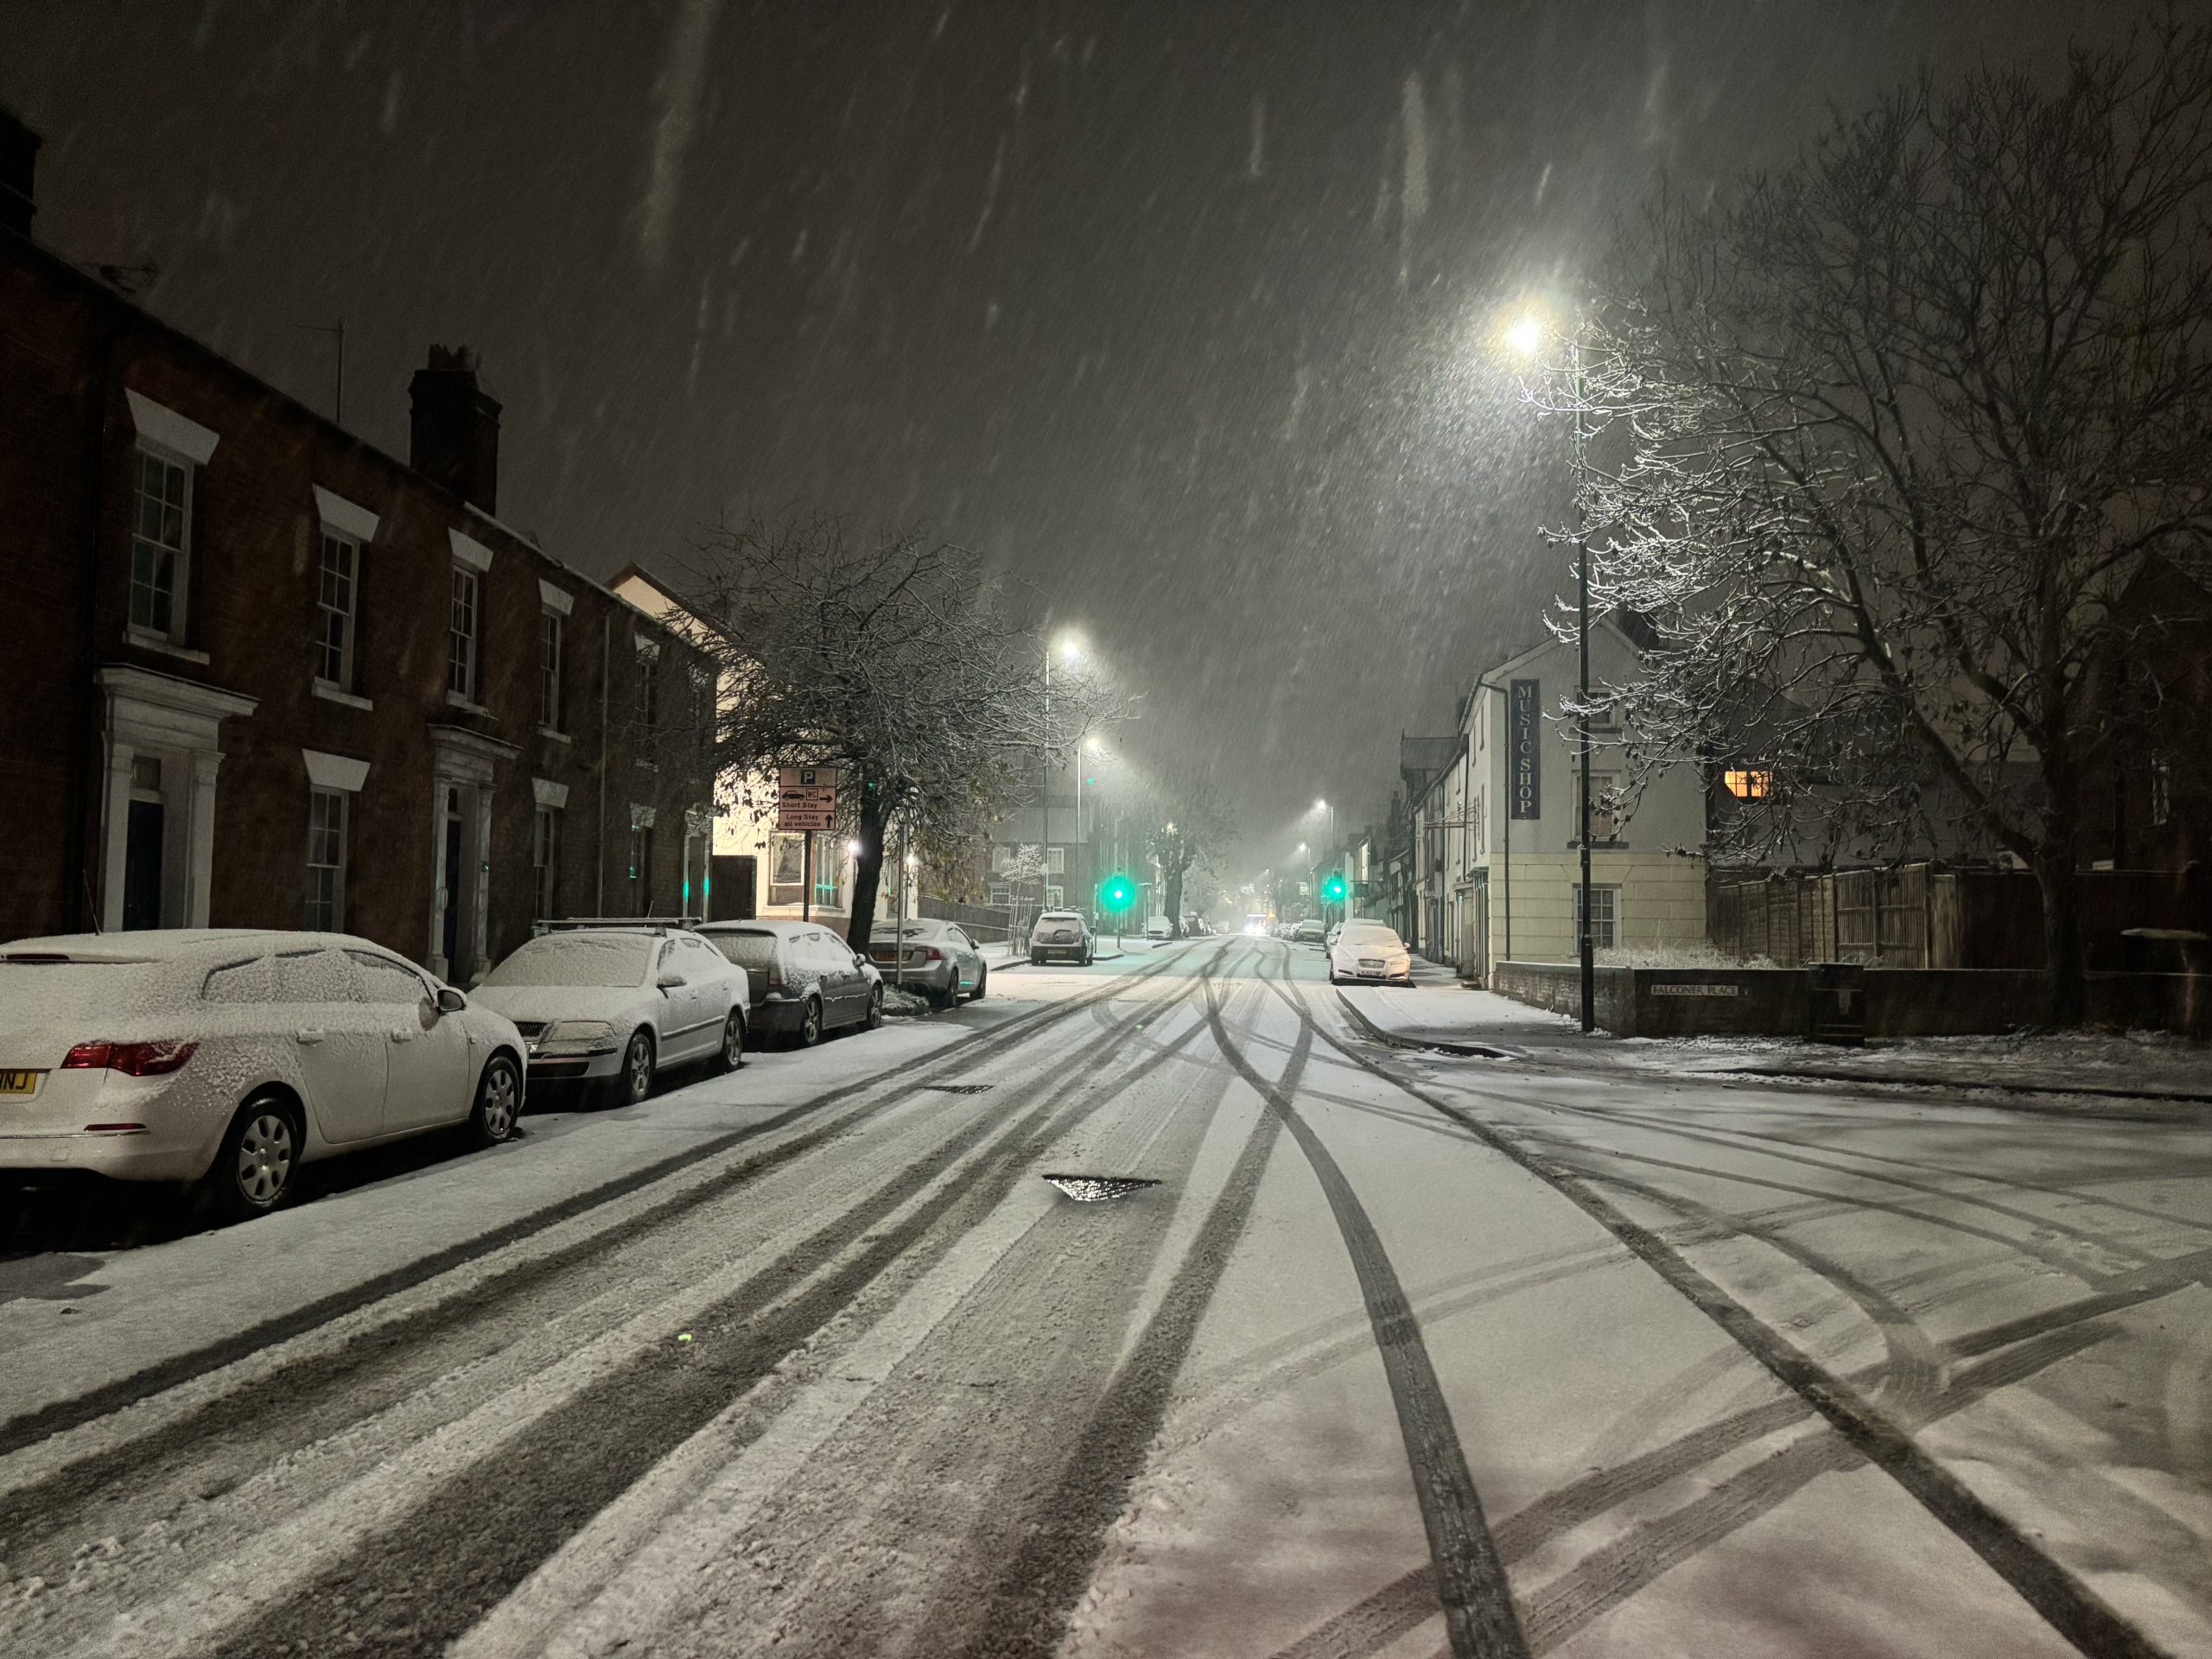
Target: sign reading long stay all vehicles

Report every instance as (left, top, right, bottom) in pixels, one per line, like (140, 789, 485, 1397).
(1509, 679, 1541, 820)
(776, 766, 840, 832)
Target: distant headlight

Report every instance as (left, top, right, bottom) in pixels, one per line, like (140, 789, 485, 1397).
(535, 1019, 619, 1056)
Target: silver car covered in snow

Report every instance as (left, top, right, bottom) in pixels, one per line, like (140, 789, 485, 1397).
(474, 926, 747, 1105)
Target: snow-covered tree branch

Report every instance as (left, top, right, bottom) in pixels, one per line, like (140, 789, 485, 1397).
(665, 516, 1121, 945)
(1550, 20, 2212, 1020)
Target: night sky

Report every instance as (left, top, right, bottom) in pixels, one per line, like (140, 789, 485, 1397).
(5, 0, 2184, 870)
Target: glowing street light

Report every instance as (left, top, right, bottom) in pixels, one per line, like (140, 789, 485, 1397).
(1500, 293, 1596, 1032)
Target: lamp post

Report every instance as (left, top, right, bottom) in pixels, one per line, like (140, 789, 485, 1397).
(1504, 306, 1595, 1033)
(1041, 635, 1082, 931)
(1312, 798, 1337, 922)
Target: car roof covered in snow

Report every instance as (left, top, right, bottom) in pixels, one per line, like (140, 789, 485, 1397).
(1, 929, 326, 963)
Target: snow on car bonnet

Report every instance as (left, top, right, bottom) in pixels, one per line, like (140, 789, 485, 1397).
(483, 935, 652, 988)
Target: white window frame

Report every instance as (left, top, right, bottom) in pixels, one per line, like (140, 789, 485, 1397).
(532, 804, 562, 920)
(315, 530, 359, 690)
(448, 564, 480, 702)
(123, 393, 219, 649)
(303, 786, 348, 931)
(1573, 883, 1618, 950)
(1046, 845, 1066, 875)
(129, 445, 193, 642)
(1579, 770, 1622, 844)
(540, 606, 564, 731)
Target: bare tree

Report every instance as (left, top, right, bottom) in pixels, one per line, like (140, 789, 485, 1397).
(1560, 22, 2212, 1020)
(1127, 772, 1238, 938)
(670, 518, 1114, 946)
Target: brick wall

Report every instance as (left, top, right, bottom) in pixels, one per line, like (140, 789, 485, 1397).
(0, 228, 715, 975)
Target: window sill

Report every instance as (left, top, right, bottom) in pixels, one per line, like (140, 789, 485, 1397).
(125, 628, 210, 665)
(446, 691, 493, 717)
(538, 726, 571, 745)
(313, 681, 374, 712)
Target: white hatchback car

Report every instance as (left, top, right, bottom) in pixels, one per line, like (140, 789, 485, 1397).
(1328, 920, 1414, 986)
(474, 926, 747, 1106)
(0, 930, 525, 1222)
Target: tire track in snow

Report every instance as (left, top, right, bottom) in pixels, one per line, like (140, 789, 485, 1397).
(935, 951, 1304, 1659)
(1225, 956, 1533, 1659)
(0, 947, 1182, 1463)
(175, 968, 1216, 1659)
(1262, 970, 2174, 1659)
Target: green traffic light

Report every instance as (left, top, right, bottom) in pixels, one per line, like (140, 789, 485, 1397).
(1101, 874, 1137, 912)
(1321, 875, 1347, 901)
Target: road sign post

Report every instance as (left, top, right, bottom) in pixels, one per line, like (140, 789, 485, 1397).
(778, 768, 841, 921)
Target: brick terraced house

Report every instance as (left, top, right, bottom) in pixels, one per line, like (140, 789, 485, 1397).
(0, 111, 714, 981)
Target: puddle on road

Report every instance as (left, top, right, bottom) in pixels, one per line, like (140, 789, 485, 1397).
(1042, 1174, 1162, 1203)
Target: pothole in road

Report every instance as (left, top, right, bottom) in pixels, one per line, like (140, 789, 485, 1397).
(1042, 1174, 1162, 1203)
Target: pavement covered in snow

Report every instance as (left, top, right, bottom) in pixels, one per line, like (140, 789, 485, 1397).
(3, 939, 2208, 1657)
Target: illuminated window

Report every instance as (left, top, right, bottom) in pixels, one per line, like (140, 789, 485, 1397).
(1723, 767, 1773, 800)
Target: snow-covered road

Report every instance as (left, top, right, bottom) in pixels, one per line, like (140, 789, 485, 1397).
(2, 938, 2207, 1657)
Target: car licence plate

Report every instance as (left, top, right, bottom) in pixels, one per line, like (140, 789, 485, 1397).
(1359, 959, 1382, 970)
(0, 1070, 41, 1095)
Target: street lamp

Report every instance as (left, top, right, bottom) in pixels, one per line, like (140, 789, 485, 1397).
(1040, 633, 1084, 930)
(1503, 301, 1595, 1033)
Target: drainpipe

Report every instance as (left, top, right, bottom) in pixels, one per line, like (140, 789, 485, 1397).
(596, 610, 609, 913)
(67, 320, 122, 932)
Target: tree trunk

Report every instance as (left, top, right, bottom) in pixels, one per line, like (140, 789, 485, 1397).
(1165, 866, 1185, 938)
(844, 785, 886, 950)
(2035, 851, 2088, 1027)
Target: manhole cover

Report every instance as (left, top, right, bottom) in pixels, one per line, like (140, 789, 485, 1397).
(923, 1084, 994, 1095)
(1042, 1174, 1161, 1203)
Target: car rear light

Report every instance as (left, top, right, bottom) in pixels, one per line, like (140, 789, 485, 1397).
(766, 969, 783, 988)
(61, 1039, 198, 1077)
(920, 946, 944, 962)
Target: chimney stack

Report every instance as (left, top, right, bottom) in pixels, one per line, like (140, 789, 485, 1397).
(0, 105, 39, 238)
(408, 345, 501, 513)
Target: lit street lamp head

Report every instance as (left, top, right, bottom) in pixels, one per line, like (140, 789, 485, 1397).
(1501, 308, 1550, 362)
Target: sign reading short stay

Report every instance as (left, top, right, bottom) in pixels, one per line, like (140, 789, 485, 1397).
(777, 766, 840, 832)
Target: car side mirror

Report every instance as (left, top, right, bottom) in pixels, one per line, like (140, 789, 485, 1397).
(435, 988, 467, 1015)
(657, 970, 687, 991)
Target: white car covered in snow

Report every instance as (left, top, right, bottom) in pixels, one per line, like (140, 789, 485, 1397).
(1327, 920, 1414, 986)
(0, 930, 524, 1222)
(474, 925, 747, 1106)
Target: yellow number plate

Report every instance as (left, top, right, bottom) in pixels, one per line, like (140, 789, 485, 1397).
(0, 1071, 40, 1095)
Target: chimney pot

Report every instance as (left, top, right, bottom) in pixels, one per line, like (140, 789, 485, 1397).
(409, 345, 501, 513)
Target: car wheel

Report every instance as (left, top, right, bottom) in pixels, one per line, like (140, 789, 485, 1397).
(931, 974, 960, 1010)
(865, 986, 885, 1030)
(618, 1030, 655, 1105)
(968, 964, 988, 1002)
(714, 1009, 746, 1072)
(467, 1053, 523, 1148)
(202, 1094, 302, 1224)
(798, 995, 823, 1047)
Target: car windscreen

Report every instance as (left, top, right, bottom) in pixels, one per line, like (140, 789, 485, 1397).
(1340, 925, 1402, 948)
(0, 959, 162, 1025)
(705, 931, 780, 970)
(482, 935, 652, 988)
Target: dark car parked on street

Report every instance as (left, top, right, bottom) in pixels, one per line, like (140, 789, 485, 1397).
(696, 920, 884, 1047)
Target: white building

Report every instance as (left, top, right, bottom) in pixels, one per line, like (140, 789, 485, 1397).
(1442, 624, 1708, 980)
